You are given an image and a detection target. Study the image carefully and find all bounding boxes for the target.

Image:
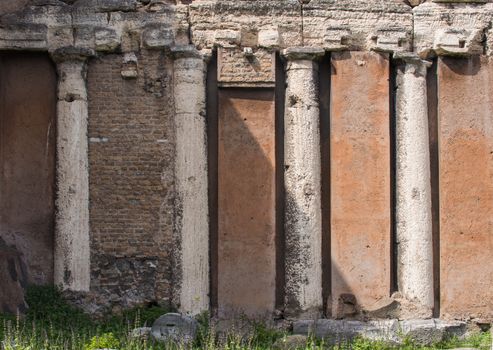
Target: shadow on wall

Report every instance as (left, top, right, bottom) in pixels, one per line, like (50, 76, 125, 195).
(0, 52, 57, 288)
(215, 88, 278, 319)
(441, 55, 481, 76)
(209, 84, 356, 320)
(0, 237, 29, 314)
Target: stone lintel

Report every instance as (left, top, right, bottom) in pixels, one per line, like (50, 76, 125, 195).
(282, 47, 325, 61)
(0, 23, 48, 51)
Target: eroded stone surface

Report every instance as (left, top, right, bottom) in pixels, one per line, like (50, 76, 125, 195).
(293, 319, 467, 345)
(330, 51, 391, 318)
(151, 313, 197, 344)
(3, 0, 493, 60)
(395, 56, 434, 318)
(190, 1, 413, 52)
(173, 48, 209, 316)
(413, 2, 490, 57)
(437, 56, 493, 321)
(217, 47, 275, 87)
(283, 53, 323, 318)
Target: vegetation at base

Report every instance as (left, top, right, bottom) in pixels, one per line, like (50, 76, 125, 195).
(0, 286, 491, 350)
(84, 333, 121, 350)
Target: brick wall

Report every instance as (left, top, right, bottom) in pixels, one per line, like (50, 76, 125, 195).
(87, 50, 175, 309)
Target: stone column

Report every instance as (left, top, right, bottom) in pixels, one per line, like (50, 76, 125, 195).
(51, 47, 93, 292)
(282, 47, 325, 318)
(172, 45, 209, 316)
(395, 54, 434, 317)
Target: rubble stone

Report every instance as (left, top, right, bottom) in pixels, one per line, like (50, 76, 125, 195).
(293, 319, 467, 345)
(151, 313, 198, 344)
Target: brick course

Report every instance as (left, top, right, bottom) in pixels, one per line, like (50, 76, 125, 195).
(87, 50, 175, 308)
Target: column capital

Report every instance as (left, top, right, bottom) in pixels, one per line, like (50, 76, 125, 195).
(50, 46, 95, 64)
(171, 45, 212, 62)
(281, 47, 325, 61)
(394, 52, 432, 77)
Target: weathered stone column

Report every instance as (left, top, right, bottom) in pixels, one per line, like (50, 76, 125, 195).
(172, 45, 209, 316)
(395, 54, 434, 318)
(282, 47, 324, 318)
(52, 47, 93, 292)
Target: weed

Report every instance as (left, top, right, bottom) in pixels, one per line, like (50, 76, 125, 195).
(0, 286, 491, 350)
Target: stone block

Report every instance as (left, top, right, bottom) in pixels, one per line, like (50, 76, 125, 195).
(217, 89, 276, 318)
(434, 28, 484, 56)
(47, 26, 73, 50)
(258, 29, 280, 48)
(214, 29, 241, 47)
(405, 2, 490, 57)
(330, 51, 391, 317)
(0, 23, 47, 50)
(323, 26, 352, 51)
(437, 56, 493, 321)
(400, 319, 467, 345)
(293, 319, 467, 345)
(74, 0, 137, 12)
(151, 313, 197, 344)
(142, 24, 174, 49)
(293, 319, 399, 343)
(370, 28, 411, 53)
(121, 52, 138, 79)
(121, 29, 140, 52)
(73, 25, 94, 48)
(217, 47, 275, 87)
(95, 27, 120, 52)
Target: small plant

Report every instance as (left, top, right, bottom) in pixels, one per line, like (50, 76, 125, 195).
(84, 332, 120, 350)
(249, 320, 285, 347)
(437, 330, 492, 350)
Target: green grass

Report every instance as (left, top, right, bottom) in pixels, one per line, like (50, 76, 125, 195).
(0, 286, 491, 350)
